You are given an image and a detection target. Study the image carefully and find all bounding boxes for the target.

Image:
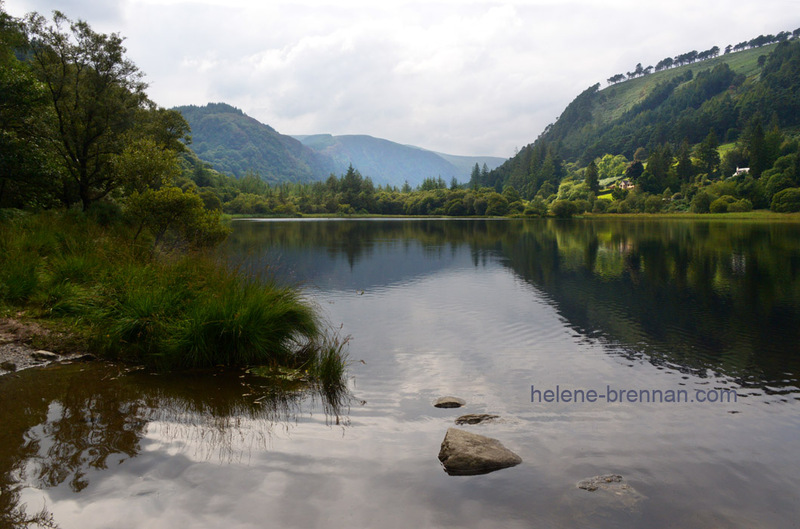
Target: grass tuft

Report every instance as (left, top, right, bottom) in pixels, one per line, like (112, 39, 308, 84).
(0, 210, 348, 387)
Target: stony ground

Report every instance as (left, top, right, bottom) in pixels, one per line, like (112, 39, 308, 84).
(0, 317, 84, 375)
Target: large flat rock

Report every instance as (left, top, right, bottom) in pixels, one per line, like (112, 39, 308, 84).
(438, 427, 522, 476)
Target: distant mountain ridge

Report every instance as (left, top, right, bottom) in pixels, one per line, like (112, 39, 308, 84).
(293, 133, 505, 187)
(175, 103, 505, 187)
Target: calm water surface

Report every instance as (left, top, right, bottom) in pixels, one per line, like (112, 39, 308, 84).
(2, 218, 800, 528)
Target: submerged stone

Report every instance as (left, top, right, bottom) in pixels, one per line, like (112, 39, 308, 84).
(455, 413, 499, 425)
(434, 396, 466, 408)
(438, 427, 522, 476)
(577, 474, 624, 492)
(576, 474, 646, 508)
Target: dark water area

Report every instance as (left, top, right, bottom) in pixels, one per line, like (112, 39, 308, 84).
(2, 218, 800, 528)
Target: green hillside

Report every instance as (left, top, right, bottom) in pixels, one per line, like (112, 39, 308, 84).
(478, 38, 800, 209)
(595, 44, 776, 124)
(175, 103, 334, 183)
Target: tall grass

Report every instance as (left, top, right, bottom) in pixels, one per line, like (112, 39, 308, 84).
(0, 211, 347, 385)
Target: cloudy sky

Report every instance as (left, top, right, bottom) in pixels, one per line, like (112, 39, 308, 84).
(4, 0, 799, 157)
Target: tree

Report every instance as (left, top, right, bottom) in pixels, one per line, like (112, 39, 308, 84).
(470, 163, 481, 185)
(0, 5, 56, 207)
(743, 116, 768, 177)
(675, 139, 695, 182)
(112, 137, 181, 195)
(585, 160, 599, 194)
(695, 130, 721, 176)
(625, 160, 644, 181)
(26, 11, 151, 210)
(127, 186, 230, 250)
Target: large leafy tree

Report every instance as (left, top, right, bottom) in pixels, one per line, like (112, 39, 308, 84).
(25, 11, 165, 210)
(0, 3, 55, 207)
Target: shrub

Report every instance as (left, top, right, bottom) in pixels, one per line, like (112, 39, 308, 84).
(550, 200, 577, 218)
(771, 188, 800, 212)
(644, 195, 663, 213)
(591, 199, 610, 213)
(709, 195, 737, 214)
(691, 191, 712, 213)
(727, 198, 753, 213)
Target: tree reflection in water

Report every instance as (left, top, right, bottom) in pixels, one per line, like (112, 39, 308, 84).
(0, 361, 350, 527)
(226, 218, 800, 389)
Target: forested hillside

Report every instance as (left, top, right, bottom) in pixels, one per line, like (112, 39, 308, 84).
(475, 35, 800, 214)
(175, 103, 335, 183)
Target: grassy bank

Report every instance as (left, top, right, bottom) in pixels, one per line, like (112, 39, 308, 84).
(0, 210, 347, 385)
(577, 210, 800, 221)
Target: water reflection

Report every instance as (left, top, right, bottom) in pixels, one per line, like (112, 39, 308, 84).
(0, 362, 348, 527)
(227, 218, 800, 391)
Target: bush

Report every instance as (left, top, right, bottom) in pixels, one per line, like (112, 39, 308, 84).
(691, 191, 712, 213)
(127, 186, 230, 250)
(644, 195, 663, 213)
(592, 199, 611, 213)
(523, 197, 548, 217)
(728, 198, 753, 212)
(771, 188, 800, 212)
(709, 195, 737, 214)
(550, 200, 577, 218)
(87, 201, 123, 227)
(485, 193, 509, 216)
(573, 199, 591, 213)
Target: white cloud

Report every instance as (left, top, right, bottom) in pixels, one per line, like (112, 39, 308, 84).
(4, 0, 799, 156)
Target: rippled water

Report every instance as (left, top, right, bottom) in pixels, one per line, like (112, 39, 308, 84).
(3, 218, 800, 528)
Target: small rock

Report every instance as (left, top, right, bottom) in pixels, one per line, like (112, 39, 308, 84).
(577, 474, 624, 492)
(576, 474, 646, 508)
(455, 413, 499, 425)
(30, 350, 59, 361)
(434, 396, 466, 408)
(438, 427, 522, 476)
(0, 361, 16, 372)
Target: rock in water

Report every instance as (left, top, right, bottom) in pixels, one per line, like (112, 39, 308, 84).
(455, 413, 499, 425)
(438, 427, 522, 475)
(577, 474, 625, 492)
(576, 474, 646, 508)
(434, 396, 466, 408)
(31, 350, 59, 361)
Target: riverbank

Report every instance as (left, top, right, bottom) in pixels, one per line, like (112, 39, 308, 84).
(0, 317, 89, 374)
(0, 211, 347, 383)
(227, 209, 800, 221)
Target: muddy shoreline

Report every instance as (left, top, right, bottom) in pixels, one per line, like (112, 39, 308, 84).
(0, 318, 89, 375)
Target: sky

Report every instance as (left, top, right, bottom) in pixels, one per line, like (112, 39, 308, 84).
(4, 0, 799, 158)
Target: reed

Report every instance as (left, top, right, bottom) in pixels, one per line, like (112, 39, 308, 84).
(0, 210, 347, 387)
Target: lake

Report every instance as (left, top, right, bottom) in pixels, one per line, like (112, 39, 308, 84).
(2, 218, 800, 528)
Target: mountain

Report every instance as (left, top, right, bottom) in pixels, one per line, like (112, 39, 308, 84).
(293, 134, 505, 187)
(174, 103, 505, 188)
(175, 103, 333, 183)
(481, 38, 800, 197)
